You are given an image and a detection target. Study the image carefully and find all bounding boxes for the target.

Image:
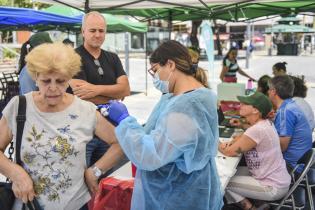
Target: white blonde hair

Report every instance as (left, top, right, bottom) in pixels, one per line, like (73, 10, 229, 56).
(26, 43, 81, 79)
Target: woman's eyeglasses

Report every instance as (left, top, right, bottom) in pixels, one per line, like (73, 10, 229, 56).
(94, 59, 104, 76)
(147, 64, 158, 77)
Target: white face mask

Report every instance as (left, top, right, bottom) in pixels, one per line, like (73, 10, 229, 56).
(152, 70, 173, 94)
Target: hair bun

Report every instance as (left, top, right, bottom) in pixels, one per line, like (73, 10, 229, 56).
(191, 64, 198, 73)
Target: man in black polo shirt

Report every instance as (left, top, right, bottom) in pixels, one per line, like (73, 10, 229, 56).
(70, 11, 130, 175)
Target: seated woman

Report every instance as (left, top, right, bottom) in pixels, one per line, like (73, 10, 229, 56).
(219, 92, 290, 210)
(0, 43, 124, 210)
(229, 75, 273, 130)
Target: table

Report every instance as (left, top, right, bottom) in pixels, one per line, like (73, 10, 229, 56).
(109, 136, 242, 191)
(215, 137, 242, 191)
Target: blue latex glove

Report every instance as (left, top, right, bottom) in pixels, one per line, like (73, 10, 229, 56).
(108, 101, 130, 124)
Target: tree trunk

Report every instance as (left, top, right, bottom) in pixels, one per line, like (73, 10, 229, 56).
(214, 20, 223, 56)
(190, 20, 202, 48)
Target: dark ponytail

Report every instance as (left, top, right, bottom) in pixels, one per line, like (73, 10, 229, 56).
(273, 62, 287, 72)
(150, 40, 209, 88)
(18, 40, 30, 74)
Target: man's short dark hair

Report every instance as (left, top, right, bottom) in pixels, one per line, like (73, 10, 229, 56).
(270, 75, 294, 100)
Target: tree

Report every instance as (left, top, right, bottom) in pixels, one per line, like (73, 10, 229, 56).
(190, 20, 202, 49)
(0, 0, 48, 9)
(213, 20, 223, 56)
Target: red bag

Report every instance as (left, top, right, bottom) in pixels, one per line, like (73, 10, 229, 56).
(89, 177, 134, 210)
(131, 164, 137, 177)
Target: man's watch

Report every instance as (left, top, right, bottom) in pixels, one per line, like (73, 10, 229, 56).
(91, 165, 103, 178)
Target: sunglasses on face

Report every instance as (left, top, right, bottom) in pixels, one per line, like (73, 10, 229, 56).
(94, 59, 104, 76)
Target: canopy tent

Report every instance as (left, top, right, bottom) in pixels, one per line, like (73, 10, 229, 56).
(0, 6, 81, 31)
(43, 5, 148, 33)
(33, 0, 315, 92)
(35, 0, 315, 22)
(265, 24, 315, 33)
(265, 15, 315, 33)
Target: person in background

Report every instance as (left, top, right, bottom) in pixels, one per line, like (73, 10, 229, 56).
(272, 62, 287, 76)
(69, 11, 130, 171)
(18, 40, 30, 74)
(62, 38, 74, 47)
(19, 32, 53, 94)
(219, 92, 290, 210)
(257, 75, 271, 96)
(104, 40, 223, 210)
(220, 47, 255, 83)
(0, 43, 124, 210)
(290, 75, 314, 131)
(268, 75, 312, 172)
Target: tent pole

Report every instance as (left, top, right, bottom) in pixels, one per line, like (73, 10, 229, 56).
(123, 14, 130, 77)
(145, 32, 148, 96)
(245, 21, 251, 69)
(85, 0, 90, 13)
(168, 10, 172, 40)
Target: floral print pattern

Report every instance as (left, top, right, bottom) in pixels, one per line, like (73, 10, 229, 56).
(23, 124, 79, 202)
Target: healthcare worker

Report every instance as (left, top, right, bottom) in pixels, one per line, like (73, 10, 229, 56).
(105, 40, 223, 210)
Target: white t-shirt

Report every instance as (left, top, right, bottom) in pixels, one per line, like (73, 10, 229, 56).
(244, 120, 291, 188)
(293, 97, 315, 131)
(3, 93, 97, 210)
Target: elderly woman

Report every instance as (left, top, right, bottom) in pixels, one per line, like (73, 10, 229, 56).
(219, 92, 290, 210)
(0, 43, 124, 210)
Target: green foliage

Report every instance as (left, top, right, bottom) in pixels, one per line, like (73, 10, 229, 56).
(0, 0, 49, 9)
(3, 48, 17, 59)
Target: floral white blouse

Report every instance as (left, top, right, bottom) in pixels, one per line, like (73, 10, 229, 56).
(3, 92, 97, 210)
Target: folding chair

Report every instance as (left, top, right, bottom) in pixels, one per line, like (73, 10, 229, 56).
(270, 148, 315, 210)
(1, 71, 19, 103)
(0, 73, 6, 101)
(298, 161, 315, 210)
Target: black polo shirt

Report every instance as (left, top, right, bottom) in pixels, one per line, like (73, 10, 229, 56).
(74, 45, 126, 85)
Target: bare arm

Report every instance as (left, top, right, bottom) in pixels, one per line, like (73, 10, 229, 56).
(238, 68, 255, 81)
(220, 66, 229, 82)
(93, 112, 124, 172)
(279, 136, 291, 152)
(0, 117, 35, 203)
(84, 112, 125, 193)
(218, 133, 257, 157)
(70, 75, 130, 103)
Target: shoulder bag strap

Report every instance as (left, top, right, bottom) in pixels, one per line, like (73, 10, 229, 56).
(15, 95, 26, 166)
(15, 96, 41, 210)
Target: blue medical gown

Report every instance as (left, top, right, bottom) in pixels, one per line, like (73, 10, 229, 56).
(115, 88, 223, 210)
